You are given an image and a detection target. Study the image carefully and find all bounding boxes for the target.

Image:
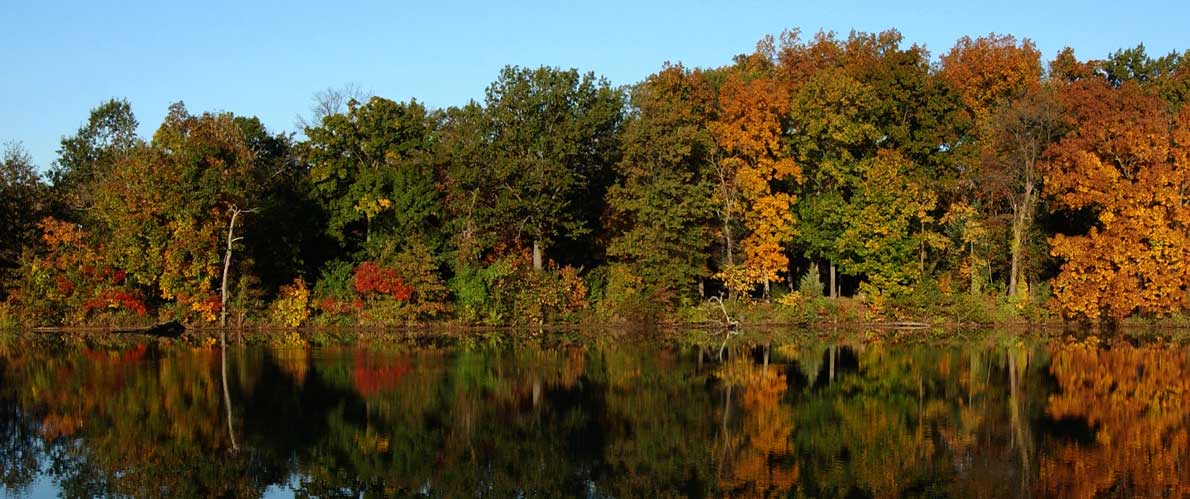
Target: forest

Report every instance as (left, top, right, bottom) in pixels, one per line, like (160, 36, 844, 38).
(2, 28, 1190, 328)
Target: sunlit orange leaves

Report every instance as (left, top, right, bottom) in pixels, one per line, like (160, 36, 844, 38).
(1044, 80, 1190, 320)
(940, 34, 1042, 121)
(710, 62, 801, 291)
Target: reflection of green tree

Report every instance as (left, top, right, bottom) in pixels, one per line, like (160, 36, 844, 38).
(588, 346, 717, 498)
(0, 356, 41, 494)
(787, 339, 1048, 498)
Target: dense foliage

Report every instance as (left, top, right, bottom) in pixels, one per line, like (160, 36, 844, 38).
(4, 28, 1190, 326)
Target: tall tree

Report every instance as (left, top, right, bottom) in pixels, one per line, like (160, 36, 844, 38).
(0, 143, 46, 278)
(784, 30, 962, 298)
(711, 46, 801, 296)
(301, 97, 439, 254)
(787, 64, 879, 297)
(50, 99, 140, 215)
(605, 64, 717, 304)
(834, 150, 938, 297)
(979, 88, 1063, 297)
(91, 103, 264, 321)
(469, 66, 624, 270)
(1044, 80, 1190, 321)
(941, 33, 1045, 295)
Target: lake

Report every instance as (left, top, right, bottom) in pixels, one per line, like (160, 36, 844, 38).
(0, 330, 1187, 498)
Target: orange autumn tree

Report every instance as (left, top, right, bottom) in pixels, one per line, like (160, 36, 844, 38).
(710, 41, 802, 296)
(92, 103, 263, 322)
(1044, 80, 1190, 321)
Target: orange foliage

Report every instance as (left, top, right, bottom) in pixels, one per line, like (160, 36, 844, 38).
(939, 33, 1042, 120)
(711, 59, 801, 292)
(717, 359, 798, 496)
(1040, 340, 1190, 498)
(1044, 81, 1190, 320)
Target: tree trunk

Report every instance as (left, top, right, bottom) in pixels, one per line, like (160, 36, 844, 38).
(919, 221, 926, 277)
(723, 221, 734, 267)
(532, 239, 543, 271)
(220, 208, 243, 328)
(829, 262, 838, 299)
(1009, 232, 1021, 297)
(1009, 184, 1036, 298)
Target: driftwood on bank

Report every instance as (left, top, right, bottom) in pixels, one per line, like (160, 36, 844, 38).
(872, 321, 931, 330)
(32, 320, 185, 338)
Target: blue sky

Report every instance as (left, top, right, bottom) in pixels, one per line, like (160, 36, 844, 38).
(3, 0, 1187, 171)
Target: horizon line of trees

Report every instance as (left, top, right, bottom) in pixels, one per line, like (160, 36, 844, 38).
(3, 27, 1190, 327)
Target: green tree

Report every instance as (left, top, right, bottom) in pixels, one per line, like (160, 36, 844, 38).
(49, 98, 141, 214)
(0, 143, 47, 280)
(471, 66, 624, 270)
(605, 64, 716, 305)
(301, 97, 440, 254)
(835, 150, 938, 297)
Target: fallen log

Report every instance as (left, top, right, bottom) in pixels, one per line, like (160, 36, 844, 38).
(32, 320, 185, 338)
(873, 321, 931, 330)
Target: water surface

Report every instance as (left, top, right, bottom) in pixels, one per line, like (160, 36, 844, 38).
(0, 331, 1187, 498)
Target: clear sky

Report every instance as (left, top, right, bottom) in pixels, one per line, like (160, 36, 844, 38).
(3, 0, 1187, 171)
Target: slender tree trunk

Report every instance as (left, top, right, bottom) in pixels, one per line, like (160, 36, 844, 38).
(919, 219, 926, 277)
(1009, 225, 1022, 297)
(1008, 348, 1031, 494)
(220, 207, 243, 328)
(532, 240, 543, 271)
(829, 261, 838, 299)
(723, 220, 735, 268)
(1009, 184, 1035, 298)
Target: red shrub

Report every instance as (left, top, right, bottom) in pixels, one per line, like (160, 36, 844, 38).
(353, 261, 413, 301)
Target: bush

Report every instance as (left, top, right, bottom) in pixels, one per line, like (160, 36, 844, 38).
(447, 252, 588, 326)
(269, 278, 310, 327)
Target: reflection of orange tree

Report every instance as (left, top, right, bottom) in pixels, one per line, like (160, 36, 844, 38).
(3, 345, 258, 496)
(269, 346, 309, 385)
(715, 357, 798, 497)
(1041, 340, 1190, 498)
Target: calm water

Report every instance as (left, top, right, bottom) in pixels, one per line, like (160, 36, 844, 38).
(0, 331, 1187, 498)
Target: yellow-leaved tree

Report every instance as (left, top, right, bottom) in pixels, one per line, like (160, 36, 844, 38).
(710, 41, 802, 297)
(1045, 79, 1190, 321)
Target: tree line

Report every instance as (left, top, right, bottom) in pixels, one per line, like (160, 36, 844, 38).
(2, 28, 1189, 327)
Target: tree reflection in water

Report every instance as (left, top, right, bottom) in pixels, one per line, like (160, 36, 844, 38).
(1041, 339, 1190, 498)
(0, 333, 1186, 497)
